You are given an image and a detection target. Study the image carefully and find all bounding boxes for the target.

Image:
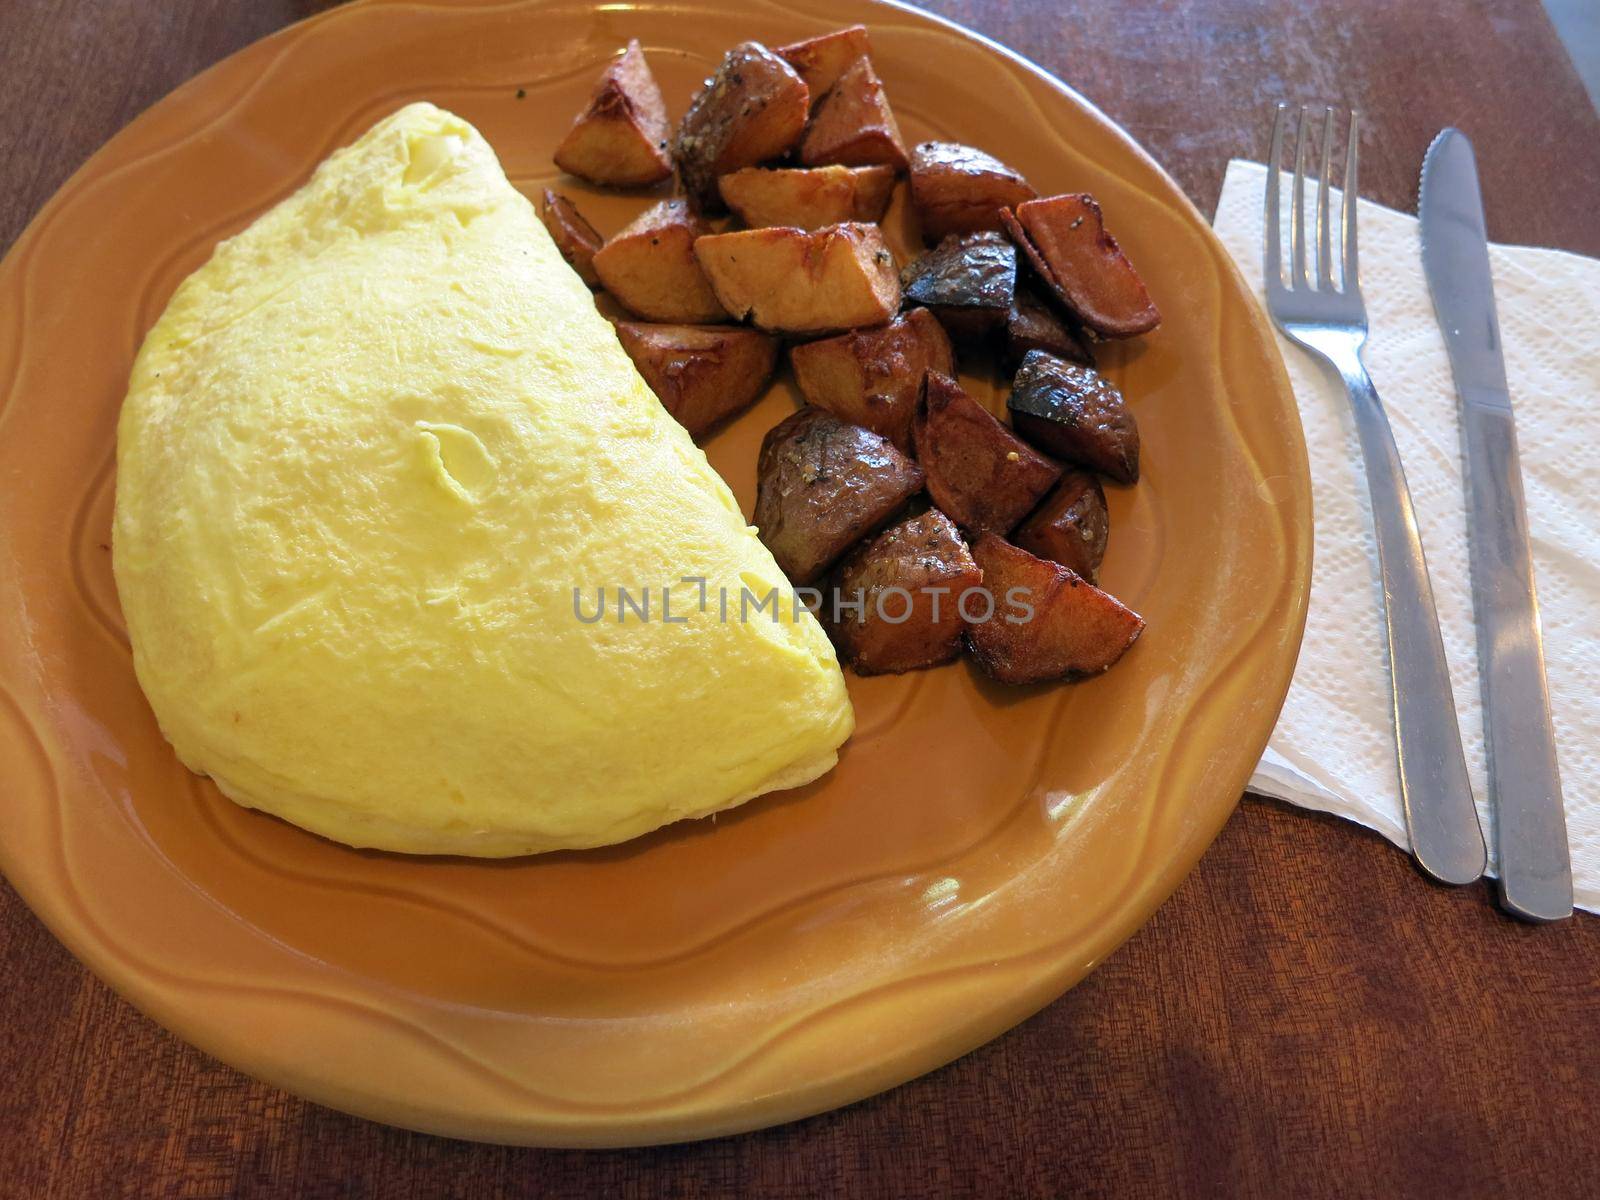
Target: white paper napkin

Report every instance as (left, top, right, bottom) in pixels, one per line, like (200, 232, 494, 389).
(1211, 159, 1599, 913)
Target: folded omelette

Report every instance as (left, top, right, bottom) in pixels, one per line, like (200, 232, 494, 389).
(113, 103, 853, 856)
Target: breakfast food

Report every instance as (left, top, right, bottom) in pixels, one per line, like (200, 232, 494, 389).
(553, 39, 673, 186)
(113, 103, 853, 856)
(1002, 194, 1160, 336)
(776, 25, 873, 100)
(900, 232, 1017, 339)
(1003, 285, 1093, 367)
(798, 56, 908, 171)
(614, 321, 779, 437)
(1007, 351, 1140, 483)
(693, 223, 901, 334)
(673, 42, 810, 211)
(908, 141, 1036, 242)
(591, 199, 729, 323)
(537, 188, 603, 287)
(1013, 470, 1110, 583)
(717, 164, 897, 229)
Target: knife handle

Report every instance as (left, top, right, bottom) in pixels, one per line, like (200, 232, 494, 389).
(1460, 400, 1573, 920)
(1332, 351, 1487, 885)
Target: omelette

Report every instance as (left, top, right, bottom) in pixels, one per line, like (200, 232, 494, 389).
(113, 103, 854, 856)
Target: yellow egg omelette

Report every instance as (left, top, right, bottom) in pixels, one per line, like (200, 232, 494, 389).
(113, 102, 854, 856)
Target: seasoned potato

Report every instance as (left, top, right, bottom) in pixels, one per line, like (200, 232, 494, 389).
(1006, 350, 1140, 483)
(908, 141, 1036, 242)
(914, 371, 1061, 535)
(799, 57, 909, 172)
(717, 164, 896, 230)
(776, 25, 872, 101)
(788, 308, 953, 451)
(614, 322, 778, 438)
(828, 509, 981, 674)
(1004, 284, 1093, 368)
(538, 189, 603, 288)
(552, 40, 673, 186)
(673, 42, 810, 212)
(1002, 195, 1159, 337)
(694, 223, 900, 335)
(1013, 469, 1109, 582)
(754, 408, 925, 584)
(966, 534, 1144, 683)
(900, 231, 1017, 339)
(591, 200, 728, 324)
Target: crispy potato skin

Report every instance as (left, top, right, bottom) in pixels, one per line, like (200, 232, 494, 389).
(1005, 284, 1094, 368)
(828, 509, 981, 674)
(538, 189, 604, 288)
(673, 42, 810, 213)
(1013, 469, 1109, 582)
(613, 322, 778, 438)
(900, 231, 1017, 339)
(914, 371, 1062, 536)
(908, 141, 1036, 242)
(694, 223, 901, 335)
(592, 199, 729, 323)
(553, 40, 673, 186)
(717, 165, 896, 230)
(775, 25, 873, 101)
(1003, 195, 1160, 337)
(1007, 350, 1140, 483)
(754, 408, 925, 585)
(799, 57, 909, 171)
(966, 534, 1144, 684)
(788, 308, 953, 452)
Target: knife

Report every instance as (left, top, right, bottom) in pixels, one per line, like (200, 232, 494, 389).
(1418, 128, 1572, 922)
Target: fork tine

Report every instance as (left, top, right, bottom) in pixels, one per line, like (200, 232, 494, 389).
(1343, 110, 1360, 290)
(1291, 105, 1310, 288)
(1316, 106, 1335, 289)
(1265, 103, 1286, 287)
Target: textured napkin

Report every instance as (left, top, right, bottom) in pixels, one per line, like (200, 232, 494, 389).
(1211, 159, 1599, 913)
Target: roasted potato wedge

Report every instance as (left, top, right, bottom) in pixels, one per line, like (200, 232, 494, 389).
(673, 42, 810, 212)
(614, 322, 778, 438)
(799, 56, 909, 172)
(538, 189, 604, 288)
(900, 231, 1017, 340)
(754, 408, 925, 584)
(1012, 469, 1109, 583)
(591, 200, 728, 323)
(775, 25, 872, 101)
(914, 371, 1061, 535)
(788, 308, 953, 451)
(717, 164, 896, 230)
(1004, 284, 1094, 368)
(1006, 350, 1139, 483)
(908, 141, 1036, 242)
(694, 222, 900, 335)
(552, 40, 673, 187)
(966, 534, 1144, 683)
(1002, 195, 1159, 337)
(828, 509, 982, 674)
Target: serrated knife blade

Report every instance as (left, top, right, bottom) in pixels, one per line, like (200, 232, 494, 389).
(1419, 128, 1572, 921)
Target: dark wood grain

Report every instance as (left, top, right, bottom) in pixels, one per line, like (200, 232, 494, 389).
(2, 1, 1597, 1196)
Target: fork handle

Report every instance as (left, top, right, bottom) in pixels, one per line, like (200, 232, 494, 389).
(1332, 352, 1487, 885)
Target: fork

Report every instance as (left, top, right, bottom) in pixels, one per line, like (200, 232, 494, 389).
(1263, 104, 1486, 886)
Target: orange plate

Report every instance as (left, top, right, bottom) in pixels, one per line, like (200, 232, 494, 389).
(0, 0, 1310, 1146)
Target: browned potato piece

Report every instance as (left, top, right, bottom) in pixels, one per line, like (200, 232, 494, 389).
(538, 189, 603, 288)
(591, 200, 728, 324)
(914, 371, 1061, 535)
(1013, 470, 1109, 583)
(673, 43, 810, 212)
(775, 25, 872, 101)
(553, 40, 673, 187)
(788, 308, 953, 452)
(966, 534, 1144, 683)
(799, 57, 909, 172)
(829, 509, 981, 674)
(908, 141, 1036, 242)
(694, 223, 900, 335)
(1002, 195, 1160, 337)
(614, 322, 778, 438)
(1004, 284, 1094, 368)
(1006, 351, 1140, 483)
(901, 231, 1016, 340)
(754, 408, 924, 584)
(717, 165, 896, 230)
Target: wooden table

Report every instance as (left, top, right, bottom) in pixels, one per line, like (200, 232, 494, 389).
(2, 1, 1596, 1195)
